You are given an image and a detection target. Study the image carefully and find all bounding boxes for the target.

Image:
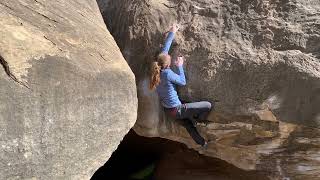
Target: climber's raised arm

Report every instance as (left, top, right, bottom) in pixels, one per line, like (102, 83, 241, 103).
(161, 24, 179, 54)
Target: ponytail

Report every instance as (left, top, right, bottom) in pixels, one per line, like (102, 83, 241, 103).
(149, 61, 161, 90)
(149, 53, 171, 90)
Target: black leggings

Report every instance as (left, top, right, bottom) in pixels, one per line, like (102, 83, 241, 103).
(167, 101, 212, 146)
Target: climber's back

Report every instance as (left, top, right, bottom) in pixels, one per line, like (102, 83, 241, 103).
(156, 66, 185, 108)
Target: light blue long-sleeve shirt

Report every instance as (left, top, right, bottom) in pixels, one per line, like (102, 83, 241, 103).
(161, 32, 175, 54)
(156, 31, 186, 108)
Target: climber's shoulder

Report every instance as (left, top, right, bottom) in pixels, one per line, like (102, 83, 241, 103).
(161, 68, 172, 75)
(163, 69, 176, 78)
(159, 69, 171, 82)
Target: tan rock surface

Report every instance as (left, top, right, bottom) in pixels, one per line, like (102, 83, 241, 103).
(0, 0, 137, 179)
(99, 0, 320, 179)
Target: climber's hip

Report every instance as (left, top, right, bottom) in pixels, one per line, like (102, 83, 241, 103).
(165, 101, 212, 120)
(164, 106, 179, 118)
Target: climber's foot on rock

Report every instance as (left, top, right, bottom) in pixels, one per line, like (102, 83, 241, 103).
(197, 120, 211, 126)
(202, 141, 208, 149)
(190, 119, 198, 127)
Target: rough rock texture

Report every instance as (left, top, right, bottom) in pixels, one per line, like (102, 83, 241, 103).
(0, 0, 137, 179)
(99, 0, 320, 179)
(154, 146, 269, 180)
(93, 129, 268, 179)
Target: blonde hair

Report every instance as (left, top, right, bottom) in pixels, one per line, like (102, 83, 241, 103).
(149, 53, 171, 90)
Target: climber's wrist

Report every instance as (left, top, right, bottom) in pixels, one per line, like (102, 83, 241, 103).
(169, 24, 179, 33)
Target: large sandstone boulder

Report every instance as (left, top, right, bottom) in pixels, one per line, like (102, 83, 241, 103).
(99, 0, 320, 179)
(0, 0, 137, 179)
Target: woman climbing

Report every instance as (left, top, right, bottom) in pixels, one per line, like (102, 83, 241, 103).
(149, 24, 212, 148)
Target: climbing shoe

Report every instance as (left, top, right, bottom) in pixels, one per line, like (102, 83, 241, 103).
(202, 141, 208, 149)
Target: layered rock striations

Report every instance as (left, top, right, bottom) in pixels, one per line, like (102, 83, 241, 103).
(0, 0, 137, 179)
(99, 0, 320, 179)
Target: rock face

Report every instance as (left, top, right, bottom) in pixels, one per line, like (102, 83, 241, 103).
(99, 0, 320, 179)
(0, 0, 137, 179)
